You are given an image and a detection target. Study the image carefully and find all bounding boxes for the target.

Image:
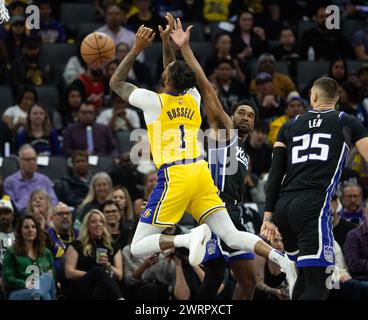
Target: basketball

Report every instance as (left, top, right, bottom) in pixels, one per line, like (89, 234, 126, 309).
(80, 32, 115, 68)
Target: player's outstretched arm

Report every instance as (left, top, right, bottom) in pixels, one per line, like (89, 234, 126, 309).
(170, 15, 232, 132)
(159, 13, 176, 69)
(110, 25, 155, 102)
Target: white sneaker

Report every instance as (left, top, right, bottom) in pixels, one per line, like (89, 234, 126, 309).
(188, 224, 212, 266)
(280, 256, 298, 299)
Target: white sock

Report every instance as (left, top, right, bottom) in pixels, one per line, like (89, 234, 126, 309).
(174, 234, 190, 248)
(269, 249, 285, 266)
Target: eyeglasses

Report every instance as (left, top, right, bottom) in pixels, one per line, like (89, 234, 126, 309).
(55, 211, 71, 217)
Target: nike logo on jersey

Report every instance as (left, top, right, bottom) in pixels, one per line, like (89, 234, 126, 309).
(309, 119, 323, 128)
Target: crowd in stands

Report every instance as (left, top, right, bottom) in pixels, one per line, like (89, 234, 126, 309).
(1, 0, 368, 300)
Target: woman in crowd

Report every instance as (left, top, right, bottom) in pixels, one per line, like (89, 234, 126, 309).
(101, 199, 130, 249)
(24, 189, 52, 231)
(111, 186, 134, 224)
(15, 104, 60, 155)
(3, 215, 56, 300)
(2, 85, 37, 133)
(63, 209, 123, 300)
(76, 172, 113, 224)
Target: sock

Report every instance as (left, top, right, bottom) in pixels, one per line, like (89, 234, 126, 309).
(269, 249, 285, 266)
(174, 234, 190, 249)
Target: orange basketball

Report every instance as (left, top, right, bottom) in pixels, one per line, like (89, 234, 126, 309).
(80, 32, 115, 68)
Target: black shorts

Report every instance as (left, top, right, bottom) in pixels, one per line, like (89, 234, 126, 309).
(272, 190, 335, 268)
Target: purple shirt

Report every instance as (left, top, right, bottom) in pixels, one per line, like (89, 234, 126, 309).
(338, 208, 365, 225)
(3, 171, 58, 212)
(62, 123, 118, 157)
(344, 222, 368, 280)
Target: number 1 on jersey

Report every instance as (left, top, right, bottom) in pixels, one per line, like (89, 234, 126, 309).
(179, 124, 186, 149)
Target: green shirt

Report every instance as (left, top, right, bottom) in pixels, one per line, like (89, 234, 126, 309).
(3, 246, 55, 290)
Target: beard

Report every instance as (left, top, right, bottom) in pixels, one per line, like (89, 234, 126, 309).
(234, 123, 250, 135)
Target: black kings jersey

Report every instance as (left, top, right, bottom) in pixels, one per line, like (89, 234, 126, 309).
(277, 110, 368, 194)
(207, 134, 249, 206)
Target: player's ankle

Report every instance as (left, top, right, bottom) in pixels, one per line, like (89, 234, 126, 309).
(174, 234, 190, 248)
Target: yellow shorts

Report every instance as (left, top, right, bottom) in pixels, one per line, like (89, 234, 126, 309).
(140, 158, 225, 228)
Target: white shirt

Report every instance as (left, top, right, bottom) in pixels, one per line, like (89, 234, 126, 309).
(96, 107, 140, 130)
(2, 105, 27, 131)
(95, 25, 144, 62)
(128, 88, 201, 124)
(63, 55, 86, 85)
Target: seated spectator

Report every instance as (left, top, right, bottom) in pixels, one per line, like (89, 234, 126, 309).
(134, 170, 157, 216)
(272, 27, 299, 79)
(230, 11, 268, 62)
(76, 172, 113, 224)
(204, 32, 245, 84)
(249, 53, 296, 99)
(115, 42, 152, 88)
(245, 121, 272, 178)
(352, 19, 368, 61)
(103, 60, 119, 105)
(101, 200, 130, 249)
(357, 64, 368, 95)
(31, 0, 66, 44)
(0, 196, 16, 297)
(127, 0, 164, 39)
(95, 0, 135, 22)
(96, 4, 137, 49)
(53, 85, 83, 134)
(63, 209, 123, 300)
(56, 150, 91, 210)
(2, 85, 37, 134)
(251, 72, 285, 123)
(47, 202, 77, 282)
(10, 35, 57, 87)
(62, 52, 87, 86)
(329, 240, 368, 300)
(338, 182, 365, 225)
(109, 152, 145, 201)
(73, 65, 104, 110)
(3, 215, 56, 300)
(111, 186, 135, 224)
(344, 211, 368, 281)
(338, 81, 368, 128)
(299, 6, 351, 61)
(62, 102, 118, 157)
(3, 15, 28, 64)
(96, 93, 140, 133)
(25, 189, 52, 232)
(254, 233, 289, 300)
(331, 195, 356, 249)
(213, 59, 246, 114)
(302, 58, 349, 99)
(3, 144, 58, 212)
(0, 39, 10, 85)
(268, 94, 305, 145)
(15, 104, 60, 156)
(0, 120, 13, 156)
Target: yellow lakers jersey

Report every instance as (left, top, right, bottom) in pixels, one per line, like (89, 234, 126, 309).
(147, 91, 202, 168)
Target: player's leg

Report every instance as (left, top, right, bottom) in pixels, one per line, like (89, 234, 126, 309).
(196, 256, 227, 300)
(296, 267, 329, 300)
(229, 259, 257, 300)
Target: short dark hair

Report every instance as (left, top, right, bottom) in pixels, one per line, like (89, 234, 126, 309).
(168, 61, 196, 92)
(216, 58, 233, 68)
(253, 120, 269, 134)
(313, 77, 338, 99)
(100, 199, 119, 213)
(231, 99, 258, 122)
(17, 85, 38, 105)
(71, 150, 89, 163)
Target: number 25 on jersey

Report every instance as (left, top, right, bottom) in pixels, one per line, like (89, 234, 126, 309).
(292, 133, 331, 164)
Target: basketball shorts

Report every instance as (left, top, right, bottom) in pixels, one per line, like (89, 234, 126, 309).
(273, 190, 335, 268)
(139, 158, 225, 228)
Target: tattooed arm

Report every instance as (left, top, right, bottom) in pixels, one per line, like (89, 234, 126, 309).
(110, 25, 155, 102)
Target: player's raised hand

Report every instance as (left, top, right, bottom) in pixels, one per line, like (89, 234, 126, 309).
(171, 17, 192, 49)
(133, 25, 155, 52)
(159, 12, 174, 41)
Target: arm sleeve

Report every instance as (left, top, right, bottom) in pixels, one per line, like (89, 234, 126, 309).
(128, 88, 161, 114)
(265, 146, 288, 212)
(187, 87, 201, 107)
(3, 249, 26, 290)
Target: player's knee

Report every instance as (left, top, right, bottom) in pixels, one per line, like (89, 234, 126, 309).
(222, 230, 242, 250)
